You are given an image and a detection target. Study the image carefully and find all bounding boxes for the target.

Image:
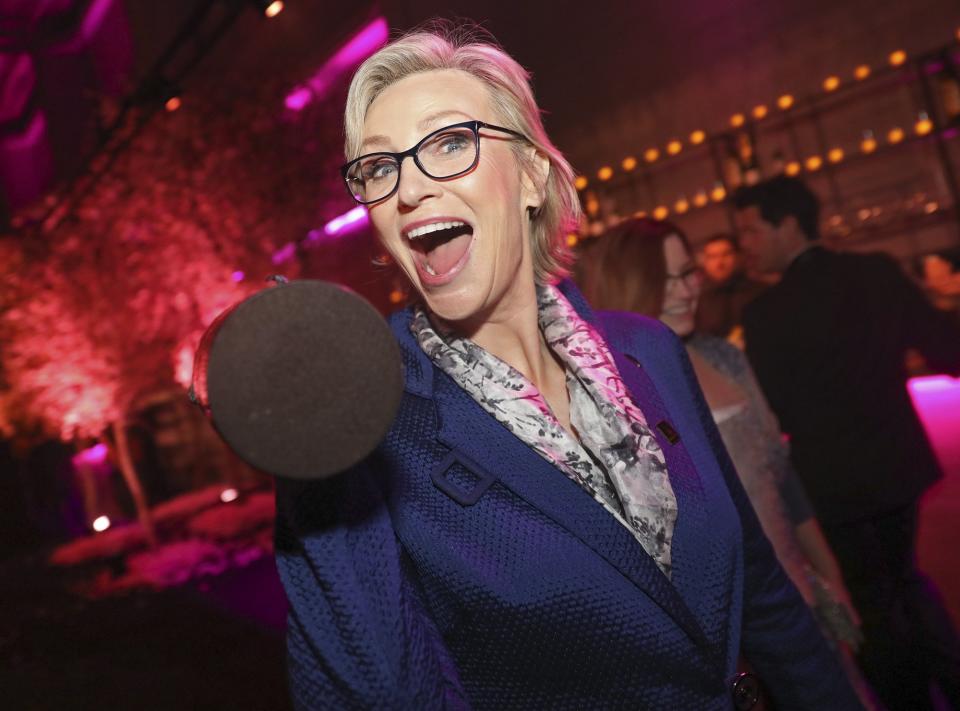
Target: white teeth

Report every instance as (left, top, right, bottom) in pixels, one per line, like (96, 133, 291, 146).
(424, 262, 437, 275)
(406, 220, 468, 240)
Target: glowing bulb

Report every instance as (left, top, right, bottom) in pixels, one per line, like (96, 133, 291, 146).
(777, 94, 794, 110)
(574, 176, 588, 190)
(693, 190, 708, 208)
(566, 234, 579, 247)
(689, 130, 706, 145)
(887, 127, 905, 144)
(889, 50, 907, 67)
(586, 197, 599, 216)
(710, 183, 726, 202)
(861, 131, 878, 153)
(597, 166, 613, 181)
(915, 112, 933, 136)
(785, 161, 802, 176)
(264, 1, 284, 18)
(633, 210, 648, 218)
(730, 113, 745, 128)
(828, 147, 844, 163)
(674, 197, 690, 214)
(752, 104, 768, 120)
(823, 75, 840, 92)
(805, 155, 823, 171)
(644, 148, 660, 163)
(653, 205, 669, 220)
(389, 289, 405, 304)
(925, 201, 939, 214)
(854, 64, 871, 80)
(220, 488, 239, 503)
(621, 156, 638, 171)
(667, 140, 682, 155)
(165, 96, 182, 112)
(93, 515, 111, 532)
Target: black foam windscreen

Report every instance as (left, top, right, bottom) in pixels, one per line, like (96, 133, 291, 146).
(192, 280, 404, 479)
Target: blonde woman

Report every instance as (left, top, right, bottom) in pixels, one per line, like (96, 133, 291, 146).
(274, 25, 860, 710)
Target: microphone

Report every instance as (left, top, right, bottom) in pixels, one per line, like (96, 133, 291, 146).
(190, 279, 404, 480)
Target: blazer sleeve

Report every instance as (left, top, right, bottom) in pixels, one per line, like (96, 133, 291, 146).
(665, 331, 861, 710)
(274, 459, 469, 711)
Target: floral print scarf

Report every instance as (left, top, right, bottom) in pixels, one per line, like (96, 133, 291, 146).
(411, 285, 678, 577)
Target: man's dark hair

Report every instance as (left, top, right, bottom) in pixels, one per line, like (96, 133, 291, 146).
(703, 232, 740, 252)
(732, 176, 821, 241)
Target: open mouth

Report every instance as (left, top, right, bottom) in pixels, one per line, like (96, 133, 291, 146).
(406, 220, 475, 283)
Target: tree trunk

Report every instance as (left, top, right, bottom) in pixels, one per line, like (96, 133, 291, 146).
(112, 419, 157, 547)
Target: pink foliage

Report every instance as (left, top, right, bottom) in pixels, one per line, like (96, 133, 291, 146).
(186, 491, 275, 540)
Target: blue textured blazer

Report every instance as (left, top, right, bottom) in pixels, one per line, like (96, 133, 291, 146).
(274, 281, 859, 710)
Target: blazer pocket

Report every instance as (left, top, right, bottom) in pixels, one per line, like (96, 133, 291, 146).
(430, 449, 497, 506)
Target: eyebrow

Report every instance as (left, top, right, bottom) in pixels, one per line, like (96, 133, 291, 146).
(358, 110, 474, 153)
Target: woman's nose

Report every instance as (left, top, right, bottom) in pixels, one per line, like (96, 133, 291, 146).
(396, 157, 440, 207)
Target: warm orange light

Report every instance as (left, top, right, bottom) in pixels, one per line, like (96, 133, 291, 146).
(730, 113, 745, 128)
(889, 50, 907, 67)
(828, 147, 844, 163)
(785, 161, 802, 176)
(674, 197, 690, 214)
(389, 289, 405, 304)
(925, 201, 939, 214)
(264, 1, 284, 18)
(854, 64, 871, 80)
(752, 104, 768, 120)
(566, 234, 579, 247)
(887, 127, 905, 144)
(915, 112, 934, 136)
(644, 148, 660, 163)
(653, 205, 669, 220)
(710, 183, 726, 202)
(633, 210, 648, 218)
(861, 131, 878, 153)
(689, 130, 706, 145)
(621, 156, 638, 171)
(586, 197, 600, 215)
(667, 140, 682, 155)
(777, 94, 794, 110)
(823, 75, 840, 92)
(575, 175, 589, 190)
(165, 96, 182, 112)
(598, 166, 614, 181)
(805, 155, 823, 171)
(693, 190, 709, 208)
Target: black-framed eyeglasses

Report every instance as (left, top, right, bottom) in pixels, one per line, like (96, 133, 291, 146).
(340, 120, 528, 205)
(665, 265, 702, 289)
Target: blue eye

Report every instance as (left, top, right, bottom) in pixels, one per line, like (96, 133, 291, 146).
(362, 158, 398, 182)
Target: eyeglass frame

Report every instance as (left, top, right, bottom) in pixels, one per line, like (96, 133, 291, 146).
(340, 120, 529, 205)
(665, 264, 703, 289)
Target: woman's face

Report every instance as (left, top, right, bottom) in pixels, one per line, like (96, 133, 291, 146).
(360, 69, 541, 327)
(660, 233, 701, 337)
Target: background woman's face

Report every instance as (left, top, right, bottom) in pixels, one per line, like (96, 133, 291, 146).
(361, 69, 539, 327)
(660, 233, 700, 337)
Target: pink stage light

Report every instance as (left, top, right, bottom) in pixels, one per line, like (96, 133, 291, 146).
(74, 443, 109, 467)
(284, 17, 388, 111)
(231, 270, 245, 282)
(324, 206, 369, 236)
(220, 488, 239, 503)
(271, 241, 296, 265)
(908, 375, 960, 471)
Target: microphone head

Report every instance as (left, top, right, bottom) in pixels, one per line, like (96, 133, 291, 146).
(192, 280, 403, 479)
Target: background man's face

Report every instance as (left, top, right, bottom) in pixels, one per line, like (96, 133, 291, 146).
(735, 206, 786, 274)
(701, 239, 738, 283)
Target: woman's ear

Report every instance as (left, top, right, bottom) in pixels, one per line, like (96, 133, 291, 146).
(520, 147, 551, 215)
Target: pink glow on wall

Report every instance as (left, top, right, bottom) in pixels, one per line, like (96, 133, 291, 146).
(284, 17, 388, 111)
(324, 206, 369, 236)
(74, 443, 109, 467)
(909, 375, 960, 472)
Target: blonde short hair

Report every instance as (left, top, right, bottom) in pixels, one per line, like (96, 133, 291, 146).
(343, 23, 581, 283)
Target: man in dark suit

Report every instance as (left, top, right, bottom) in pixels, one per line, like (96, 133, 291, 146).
(733, 176, 960, 711)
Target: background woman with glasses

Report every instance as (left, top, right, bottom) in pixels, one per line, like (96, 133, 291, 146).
(579, 217, 876, 707)
(274, 25, 860, 710)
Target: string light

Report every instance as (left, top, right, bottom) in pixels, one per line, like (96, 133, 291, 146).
(693, 190, 709, 208)
(854, 64, 871, 80)
(389, 289, 405, 304)
(828, 147, 844, 163)
(752, 104, 768, 120)
(575, 176, 588, 190)
(621, 156, 638, 171)
(710, 183, 726, 202)
(689, 130, 706, 145)
(634, 210, 648, 218)
(653, 205, 669, 220)
(887, 126, 905, 144)
(777, 94, 794, 110)
(566, 234, 579, 247)
(730, 113, 745, 128)
(597, 166, 613, 181)
(220, 488, 239, 503)
(915, 111, 934, 136)
(260, 1, 285, 17)
(785, 161, 801, 176)
(823, 75, 840, 92)
(164, 96, 182, 112)
(889, 50, 907, 67)
(93, 515, 111, 532)
(667, 140, 683, 155)
(805, 155, 823, 171)
(644, 148, 660, 163)
(674, 196, 690, 214)
(861, 130, 877, 153)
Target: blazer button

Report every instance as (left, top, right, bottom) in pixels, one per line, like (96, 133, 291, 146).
(731, 672, 760, 710)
